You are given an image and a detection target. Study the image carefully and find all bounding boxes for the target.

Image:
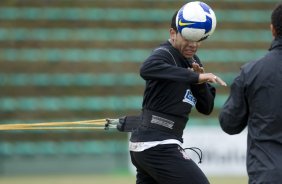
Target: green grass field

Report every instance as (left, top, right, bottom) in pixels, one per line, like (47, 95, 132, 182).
(0, 174, 248, 184)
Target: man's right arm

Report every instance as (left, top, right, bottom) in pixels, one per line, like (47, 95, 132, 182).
(219, 74, 248, 134)
(140, 50, 199, 84)
(140, 49, 227, 86)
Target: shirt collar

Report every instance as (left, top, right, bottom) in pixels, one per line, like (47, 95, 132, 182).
(269, 36, 282, 51)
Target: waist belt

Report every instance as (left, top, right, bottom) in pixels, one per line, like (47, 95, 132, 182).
(141, 109, 187, 137)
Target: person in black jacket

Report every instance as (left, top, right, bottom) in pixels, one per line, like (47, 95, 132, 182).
(219, 3, 282, 184)
(129, 9, 227, 184)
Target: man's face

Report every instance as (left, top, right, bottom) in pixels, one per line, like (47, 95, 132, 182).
(170, 28, 200, 58)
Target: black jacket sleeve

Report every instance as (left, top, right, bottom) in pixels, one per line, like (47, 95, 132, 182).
(190, 55, 215, 115)
(140, 49, 199, 83)
(191, 83, 215, 115)
(219, 72, 248, 134)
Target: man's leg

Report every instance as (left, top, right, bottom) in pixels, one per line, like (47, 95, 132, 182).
(130, 151, 158, 184)
(131, 144, 210, 184)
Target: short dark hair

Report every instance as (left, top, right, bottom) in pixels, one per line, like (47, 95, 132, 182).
(171, 11, 178, 32)
(271, 3, 282, 37)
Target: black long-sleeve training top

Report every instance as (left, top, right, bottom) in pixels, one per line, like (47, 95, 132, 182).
(130, 41, 216, 143)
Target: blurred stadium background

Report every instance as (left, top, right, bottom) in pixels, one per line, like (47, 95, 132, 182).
(0, 0, 280, 183)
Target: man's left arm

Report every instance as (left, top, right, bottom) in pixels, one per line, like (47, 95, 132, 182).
(191, 83, 215, 115)
(190, 56, 216, 115)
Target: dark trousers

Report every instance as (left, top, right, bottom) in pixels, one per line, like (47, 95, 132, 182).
(130, 144, 210, 184)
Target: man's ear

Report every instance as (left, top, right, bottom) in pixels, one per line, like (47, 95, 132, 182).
(169, 28, 177, 41)
(270, 24, 277, 38)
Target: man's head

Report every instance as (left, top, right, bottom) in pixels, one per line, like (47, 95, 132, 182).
(169, 11, 200, 59)
(271, 3, 282, 38)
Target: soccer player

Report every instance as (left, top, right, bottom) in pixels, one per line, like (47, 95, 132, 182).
(219, 3, 282, 184)
(129, 10, 226, 184)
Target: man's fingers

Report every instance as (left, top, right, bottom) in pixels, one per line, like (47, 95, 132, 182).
(214, 76, 227, 86)
(192, 63, 205, 73)
(198, 73, 227, 86)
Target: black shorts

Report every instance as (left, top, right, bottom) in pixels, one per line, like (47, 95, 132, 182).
(130, 144, 210, 184)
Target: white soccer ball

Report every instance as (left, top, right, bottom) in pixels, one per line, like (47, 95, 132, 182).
(176, 1, 216, 42)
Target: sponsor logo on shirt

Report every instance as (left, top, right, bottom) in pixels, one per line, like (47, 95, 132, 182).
(183, 89, 197, 106)
(150, 115, 174, 129)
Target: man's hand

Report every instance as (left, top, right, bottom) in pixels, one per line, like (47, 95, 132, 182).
(199, 73, 227, 86)
(189, 62, 227, 86)
(191, 62, 205, 73)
